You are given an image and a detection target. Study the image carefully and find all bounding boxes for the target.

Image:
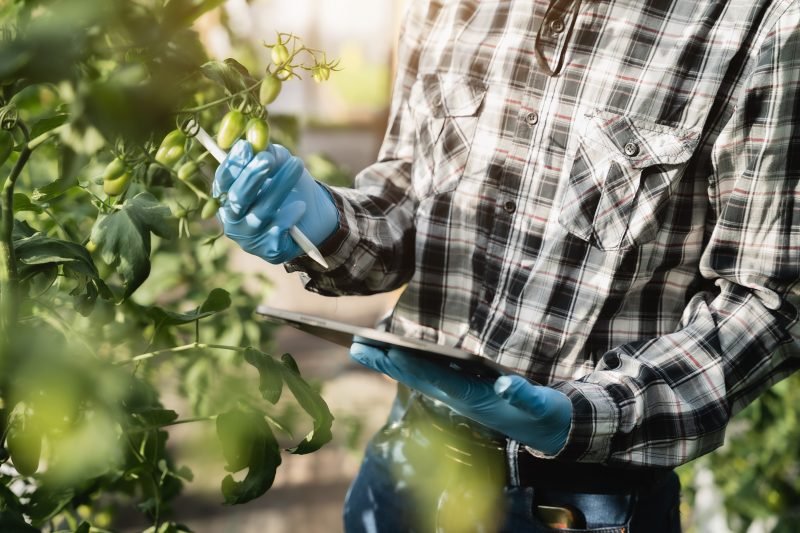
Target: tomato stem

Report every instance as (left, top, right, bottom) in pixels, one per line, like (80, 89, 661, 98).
(118, 342, 247, 365)
(179, 79, 262, 114)
(1, 122, 32, 339)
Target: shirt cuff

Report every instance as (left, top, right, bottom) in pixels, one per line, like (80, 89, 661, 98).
(284, 185, 361, 275)
(538, 380, 619, 463)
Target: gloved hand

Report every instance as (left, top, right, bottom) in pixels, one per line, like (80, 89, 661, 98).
(350, 342, 573, 455)
(213, 140, 339, 263)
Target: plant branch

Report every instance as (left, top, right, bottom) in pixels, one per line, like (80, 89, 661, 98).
(116, 342, 246, 366)
(179, 79, 262, 114)
(126, 415, 218, 435)
(1, 122, 32, 335)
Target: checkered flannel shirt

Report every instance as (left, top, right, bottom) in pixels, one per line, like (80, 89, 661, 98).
(287, 0, 800, 467)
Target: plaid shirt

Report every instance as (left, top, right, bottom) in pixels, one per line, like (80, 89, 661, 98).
(287, 0, 800, 467)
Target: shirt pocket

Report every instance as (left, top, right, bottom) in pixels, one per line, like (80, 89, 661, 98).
(558, 110, 701, 250)
(409, 73, 487, 199)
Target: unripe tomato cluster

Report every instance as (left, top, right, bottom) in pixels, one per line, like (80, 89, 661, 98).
(97, 34, 334, 224)
(215, 111, 270, 153)
(102, 157, 131, 196)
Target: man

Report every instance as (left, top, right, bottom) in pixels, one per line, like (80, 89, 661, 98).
(214, 0, 800, 530)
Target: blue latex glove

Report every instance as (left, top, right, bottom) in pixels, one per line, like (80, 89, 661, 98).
(213, 140, 339, 263)
(350, 342, 573, 455)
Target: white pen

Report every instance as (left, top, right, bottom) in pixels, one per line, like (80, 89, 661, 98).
(191, 123, 330, 270)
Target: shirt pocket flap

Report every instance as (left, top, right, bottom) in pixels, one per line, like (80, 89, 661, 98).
(559, 111, 702, 250)
(411, 73, 487, 118)
(587, 110, 700, 169)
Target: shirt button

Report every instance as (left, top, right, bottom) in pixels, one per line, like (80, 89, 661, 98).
(503, 200, 516, 214)
(524, 111, 539, 126)
(484, 288, 495, 301)
(549, 17, 566, 34)
(624, 141, 640, 157)
(602, 352, 622, 370)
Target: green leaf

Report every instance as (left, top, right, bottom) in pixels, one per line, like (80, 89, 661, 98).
(74, 522, 91, 533)
(200, 59, 256, 95)
(0, 482, 24, 514)
(281, 355, 334, 455)
(216, 407, 281, 505)
(147, 288, 231, 328)
(243, 348, 284, 404)
(130, 408, 179, 429)
(13, 231, 112, 311)
(13, 232, 111, 312)
(28, 113, 69, 140)
(281, 352, 301, 375)
(31, 174, 78, 203)
(26, 487, 75, 526)
(11, 220, 36, 241)
(175, 465, 194, 482)
(199, 287, 232, 313)
(14, 233, 98, 273)
(90, 192, 177, 297)
(0, 510, 39, 532)
(164, 0, 226, 28)
(242, 349, 333, 453)
(12, 193, 42, 213)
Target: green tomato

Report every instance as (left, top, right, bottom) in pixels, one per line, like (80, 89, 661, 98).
(201, 197, 221, 219)
(177, 161, 199, 182)
(102, 157, 131, 196)
(216, 110, 247, 150)
(155, 129, 186, 166)
(245, 118, 270, 153)
(259, 74, 282, 106)
(271, 43, 290, 66)
(7, 405, 42, 476)
(103, 171, 131, 196)
(102, 157, 126, 181)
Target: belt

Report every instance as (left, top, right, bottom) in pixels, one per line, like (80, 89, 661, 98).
(513, 444, 673, 494)
(408, 392, 672, 495)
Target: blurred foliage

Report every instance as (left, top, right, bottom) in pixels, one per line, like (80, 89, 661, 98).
(0, 0, 339, 531)
(678, 373, 800, 532)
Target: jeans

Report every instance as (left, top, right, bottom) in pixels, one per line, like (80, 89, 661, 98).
(343, 391, 682, 532)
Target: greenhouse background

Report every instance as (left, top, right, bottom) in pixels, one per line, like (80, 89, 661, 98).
(1, 0, 798, 531)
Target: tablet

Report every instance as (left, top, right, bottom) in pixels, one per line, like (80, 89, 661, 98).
(254, 305, 516, 380)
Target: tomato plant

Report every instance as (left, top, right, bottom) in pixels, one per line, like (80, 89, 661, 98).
(0, 1, 340, 531)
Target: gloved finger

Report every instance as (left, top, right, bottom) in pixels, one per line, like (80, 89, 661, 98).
(349, 343, 427, 388)
(494, 375, 553, 418)
(350, 344, 455, 404)
(254, 156, 305, 215)
(213, 140, 253, 195)
(224, 151, 274, 218)
(350, 342, 393, 373)
(260, 201, 306, 263)
(386, 350, 484, 402)
(265, 143, 292, 168)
